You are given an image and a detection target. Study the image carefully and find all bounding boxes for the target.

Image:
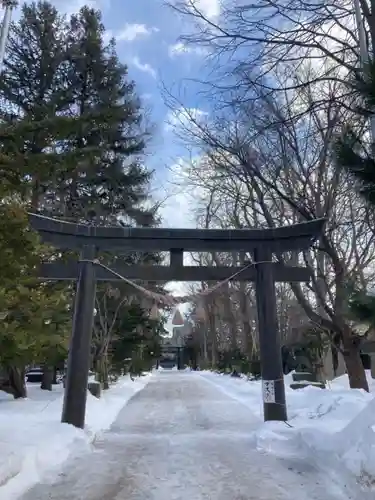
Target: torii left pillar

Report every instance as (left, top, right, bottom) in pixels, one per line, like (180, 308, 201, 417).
(61, 245, 97, 429)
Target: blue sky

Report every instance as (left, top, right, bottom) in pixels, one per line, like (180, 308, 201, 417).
(5, 0, 220, 226)
(94, 0, 196, 166)
(4, 0, 222, 301)
(61, 0, 217, 227)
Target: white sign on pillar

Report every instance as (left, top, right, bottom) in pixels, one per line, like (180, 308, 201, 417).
(262, 380, 275, 403)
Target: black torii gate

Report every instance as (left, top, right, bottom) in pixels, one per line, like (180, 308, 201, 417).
(29, 214, 325, 429)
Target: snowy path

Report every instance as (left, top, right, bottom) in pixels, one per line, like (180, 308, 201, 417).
(19, 372, 363, 500)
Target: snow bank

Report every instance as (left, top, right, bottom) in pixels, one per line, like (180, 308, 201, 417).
(199, 370, 375, 490)
(0, 374, 152, 499)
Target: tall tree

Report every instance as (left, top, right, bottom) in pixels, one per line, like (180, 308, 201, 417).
(0, 1, 81, 210)
(337, 66, 375, 206)
(164, 75, 375, 390)
(337, 64, 375, 329)
(61, 6, 163, 383)
(0, 191, 71, 397)
(0, 2, 161, 393)
(0, 2, 153, 225)
(60, 6, 153, 225)
(168, 0, 362, 116)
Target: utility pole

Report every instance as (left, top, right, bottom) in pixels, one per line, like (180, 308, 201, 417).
(0, 1, 16, 72)
(353, 0, 375, 141)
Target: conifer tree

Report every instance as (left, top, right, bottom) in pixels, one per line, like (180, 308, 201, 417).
(60, 6, 153, 225)
(0, 2, 153, 225)
(337, 64, 375, 326)
(0, 2, 164, 392)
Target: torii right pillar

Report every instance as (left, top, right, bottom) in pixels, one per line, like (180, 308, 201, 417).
(253, 247, 287, 422)
(252, 217, 326, 422)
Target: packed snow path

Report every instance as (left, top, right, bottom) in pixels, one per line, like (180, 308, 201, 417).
(20, 372, 364, 500)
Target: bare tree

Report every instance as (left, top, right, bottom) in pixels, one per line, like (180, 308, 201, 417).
(167, 0, 365, 113)
(93, 285, 134, 389)
(166, 77, 375, 390)
(187, 189, 309, 373)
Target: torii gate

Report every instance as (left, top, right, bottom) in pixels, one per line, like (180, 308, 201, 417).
(29, 214, 325, 428)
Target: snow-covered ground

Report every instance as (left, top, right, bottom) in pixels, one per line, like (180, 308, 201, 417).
(16, 370, 369, 500)
(0, 374, 152, 499)
(2, 369, 375, 499)
(199, 370, 375, 491)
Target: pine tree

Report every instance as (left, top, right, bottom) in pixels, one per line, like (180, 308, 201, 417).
(0, 2, 154, 225)
(109, 303, 165, 376)
(59, 6, 154, 225)
(0, 2, 81, 394)
(0, 2, 165, 392)
(0, 1, 81, 210)
(63, 6, 164, 382)
(0, 192, 72, 397)
(337, 65, 375, 328)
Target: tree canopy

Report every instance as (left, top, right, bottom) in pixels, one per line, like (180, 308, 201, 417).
(0, 1, 165, 397)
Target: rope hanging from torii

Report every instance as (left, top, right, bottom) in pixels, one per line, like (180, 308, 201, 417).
(89, 258, 270, 324)
(27, 211, 324, 325)
(27, 211, 281, 324)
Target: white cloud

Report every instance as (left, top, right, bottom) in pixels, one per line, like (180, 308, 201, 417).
(158, 156, 208, 231)
(168, 42, 188, 57)
(168, 42, 207, 58)
(116, 23, 159, 42)
(192, 0, 220, 20)
(171, 0, 220, 22)
(157, 166, 193, 299)
(156, 157, 208, 299)
(160, 187, 194, 229)
(264, 17, 355, 118)
(130, 56, 157, 79)
(164, 106, 208, 132)
(54, 0, 110, 16)
(156, 158, 196, 228)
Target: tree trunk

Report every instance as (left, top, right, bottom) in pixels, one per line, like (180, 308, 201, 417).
(41, 365, 53, 391)
(0, 366, 27, 398)
(102, 355, 109, 390)
(239, 289, 253, 359)
(314, 357, 327, 384)
(96, 355, 109, 389)
(342, 329, 369, 391)
(201, 326, 208, 365)
(222, 283, 237, 351)
(289, 280, 368, 390)
(207, 301, 218, 368)
(95, 357, 102, 384)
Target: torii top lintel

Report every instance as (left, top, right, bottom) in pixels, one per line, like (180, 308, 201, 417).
(28, 213, 326, 253)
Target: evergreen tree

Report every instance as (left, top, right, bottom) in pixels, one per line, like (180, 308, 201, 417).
(0, 2, 76, 393)
(337, 65, 375, 326)
(337, 64, 375, 205)
(0, 190, 71, 397)
(60, 6, 154, 225)
(0, 2, 165, 393)
(0, 1, 80, 210)
(348, 289, 375, 327)
(0, 2, 153, 226)
(62, 6, 164, 381)
(110, 303, 165, 376)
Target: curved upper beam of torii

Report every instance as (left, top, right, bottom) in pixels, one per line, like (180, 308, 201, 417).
(28, 212, 326, 253)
